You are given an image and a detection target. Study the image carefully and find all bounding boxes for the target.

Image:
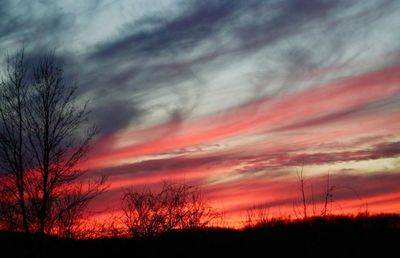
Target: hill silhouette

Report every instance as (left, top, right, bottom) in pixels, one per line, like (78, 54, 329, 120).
(0, 214, 398, 258)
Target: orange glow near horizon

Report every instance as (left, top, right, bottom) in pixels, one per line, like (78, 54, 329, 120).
(79, 64, 400, 227)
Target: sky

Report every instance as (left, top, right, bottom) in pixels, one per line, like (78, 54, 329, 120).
(1, 0, 400, 226)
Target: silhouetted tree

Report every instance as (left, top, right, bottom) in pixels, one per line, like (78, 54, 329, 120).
(0, 49, 106, 235)
(122, 181, 216, 238)
(321, 171, 334, 217)
(0, 50, 30, 232)
(297, 165, 307, 219)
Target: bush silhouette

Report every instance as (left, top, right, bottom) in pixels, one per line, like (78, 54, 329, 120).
(122, 181, 217, 238)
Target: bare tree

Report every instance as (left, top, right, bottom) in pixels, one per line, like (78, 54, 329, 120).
(0, 49, 106, 235)
(47, 177, 107, 238)
(0, 50, 29, 232)
(321, 171, 334, 217)
(292, 169, 339, 219)
(122, 181, 217, 238)
(297, 165, 307, 219)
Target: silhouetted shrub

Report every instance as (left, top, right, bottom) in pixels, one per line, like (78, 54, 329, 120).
(122, 181, 217, 238)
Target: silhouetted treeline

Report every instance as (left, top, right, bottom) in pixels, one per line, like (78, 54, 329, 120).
(0, 214, 398, 258)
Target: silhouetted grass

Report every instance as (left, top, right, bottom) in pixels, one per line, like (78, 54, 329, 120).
(0, 214, 399, 258)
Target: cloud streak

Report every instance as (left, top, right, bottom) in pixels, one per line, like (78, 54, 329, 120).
(2, 0, 400, 224)
(85, 64, 400, 168)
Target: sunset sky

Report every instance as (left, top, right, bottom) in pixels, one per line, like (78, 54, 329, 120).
(1, 0, 400, 226)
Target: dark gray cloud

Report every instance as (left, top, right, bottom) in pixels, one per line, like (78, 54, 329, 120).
(74, 0, 349, 128)
(0, 0, 76, 49)
(92, 99, 143, 135)
(91, 0, 244, 60)
(84, 0, 400, 101)
(91, 0, 342, 60)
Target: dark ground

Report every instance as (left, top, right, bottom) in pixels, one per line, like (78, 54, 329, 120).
(0, 214, 399, 258)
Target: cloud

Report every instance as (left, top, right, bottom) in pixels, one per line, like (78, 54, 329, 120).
(231, 140, 400, 176)
(3, 0, 400, 140)
(0, 0, 77, 50)
(90, 168, 400, 219)
(91, 0, 239, 60)
(2, 0, 400, 222)
(204, 170, 400, 215)
(93, 153, 229, 178)
(90, 0, 352, 61)
(274, 141, 400, 167)
(89, 0, 398, 86)
(86, 138, 400, 198)
(92, 99, 143, 135)
(4, 0, 398, 137)
(83, 64, 400, 168)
